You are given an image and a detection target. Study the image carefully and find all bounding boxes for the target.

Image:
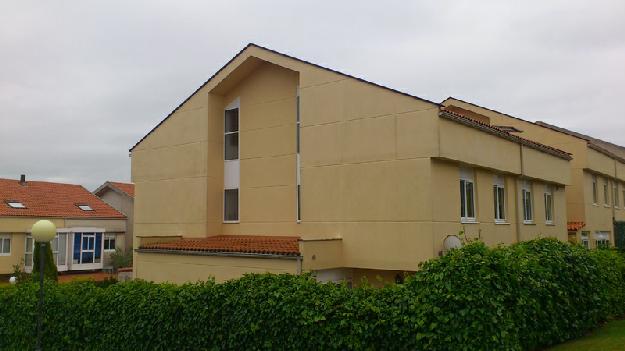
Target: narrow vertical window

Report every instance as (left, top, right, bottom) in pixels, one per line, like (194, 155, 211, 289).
(0, 234, 11, 255)
(544, 185, 554, 224)
(603, 178, 609, 206)
(493, 176, 506, 223)
(614, 183, 619, 208)
(224, 99, 240, 222)
(522, 180, 533, 223)
(224, 108, 239, 160)
(224, 189, 239, 222)
(296, 88, 301, 222)
(592, 175, 598, 204)
(460, 168, 476, 222)
(24, 236, 33, 266)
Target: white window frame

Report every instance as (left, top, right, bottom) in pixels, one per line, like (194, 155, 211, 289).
(0, 234, 11, 256)
(25, 233, 68, 271)
(595, 231, 610, 248)
(223, 98, 240, 223)
(544, 185, 554, 225)
(493, 176, 506, 223)
(603, 178, 610, 207)
(581, 232, 590, 249)
(460, 168, 476, 223)
(522, 180, 534, 224)
(6, 201, 25, 209)
(103, 234, 116, 252)
(614, 183, 619, 208)
(592, 175, 598, 205)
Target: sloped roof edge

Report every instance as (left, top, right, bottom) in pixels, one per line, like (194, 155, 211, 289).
(130, 43, 439, 152)
(439, 110, 572, 160)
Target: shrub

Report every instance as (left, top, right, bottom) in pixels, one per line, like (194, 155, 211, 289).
(110, 248, 133, 271)
(0, 238, 623, 350)
(31, 242, 57, 282)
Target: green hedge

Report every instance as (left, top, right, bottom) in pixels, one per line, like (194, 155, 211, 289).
(1, 238, 624, 350)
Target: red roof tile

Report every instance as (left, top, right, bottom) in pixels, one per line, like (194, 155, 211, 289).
(107, 182, 134, 198)
(567, 221, 586, 232)
(0, 178, 126, 219)
(139, 235, 300, 256)
(440, 107, 572, 160)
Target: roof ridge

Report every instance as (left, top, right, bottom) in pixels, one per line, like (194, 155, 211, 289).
(130, 43, 439, 152)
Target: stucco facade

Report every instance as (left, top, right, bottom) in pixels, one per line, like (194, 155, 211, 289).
(130, 44, 571, 284)
(443, 97, 625, 248)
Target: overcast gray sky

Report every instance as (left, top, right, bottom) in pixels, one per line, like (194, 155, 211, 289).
(1, 1, 624, 190)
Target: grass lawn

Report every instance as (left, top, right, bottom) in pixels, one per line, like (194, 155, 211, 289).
(548, 319, 625, 351)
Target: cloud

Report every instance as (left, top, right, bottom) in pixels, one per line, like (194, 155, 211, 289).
(1, 0, 624, 189)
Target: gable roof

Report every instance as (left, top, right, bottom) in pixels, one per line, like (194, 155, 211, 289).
(138, 235, 300, 257)
(444, 96, 625, 164)
(440, 107, 572, 160)
(0, 178, 126, 219)
(130, 43, 439, 152)
(94, 181, 134, 198)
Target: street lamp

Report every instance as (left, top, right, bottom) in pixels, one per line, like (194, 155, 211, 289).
(31, 220, 56, 351)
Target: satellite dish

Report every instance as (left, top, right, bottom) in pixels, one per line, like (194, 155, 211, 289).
(443, 235, 462, 251)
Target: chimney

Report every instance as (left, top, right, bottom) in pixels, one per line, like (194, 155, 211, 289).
(19, 174, 26, 186)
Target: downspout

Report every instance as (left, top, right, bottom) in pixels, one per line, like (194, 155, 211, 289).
(515, 143, 524, 243)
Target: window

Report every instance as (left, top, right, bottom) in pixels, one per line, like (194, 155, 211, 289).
(6, 201, 25, 209)
(493, 176, 506, 223)
(224, 107, 239, 160)
(25, 233, 67, 266)
(604, 178, 609, 206)
(296, 88, 302, 222)
(522, 181, 533, 223)
(76, 204, 93, 211)
(595, 231, 610, 248)
(622, 185, 625, 210)
(544, 185, 554, 224)
(25, 236, 34, 266)
(592, 175, 598, 204)
(581, 232, 590, 249)
(0, 235, 11, 255)
(72, 233, 102, 264)
(224, 100, 240, 223)
(51, 234, 67, 266)
(460, 168, 476, 222)
(224, 189, 239, 222)
(104, 235, 116, 251)
(614, 183, 619, 208)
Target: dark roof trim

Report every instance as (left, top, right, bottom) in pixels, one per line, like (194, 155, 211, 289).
(439, 110, 572, 160)
(130, 43, 439, 152)
(135, 248, 299, 260)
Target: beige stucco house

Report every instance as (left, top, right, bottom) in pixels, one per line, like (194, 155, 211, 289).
(94, 181, 135, 265)
(442, 97, 625, 249)
(130, 44, 571, 285)
(0, 176, 126, 279)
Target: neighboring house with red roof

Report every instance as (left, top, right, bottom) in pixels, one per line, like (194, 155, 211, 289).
(94, 181, 135, 255)
(129, 44, 572, 285)
(0, 175, 127, 277)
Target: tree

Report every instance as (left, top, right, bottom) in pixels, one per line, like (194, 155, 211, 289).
(31, 242, 58, 282)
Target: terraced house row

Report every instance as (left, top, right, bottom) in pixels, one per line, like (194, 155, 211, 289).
(131, 43, 617, 286)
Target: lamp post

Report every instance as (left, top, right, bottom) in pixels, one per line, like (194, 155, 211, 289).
(31, 220, 56, 351)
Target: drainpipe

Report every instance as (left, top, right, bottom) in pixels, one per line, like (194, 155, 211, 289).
(515, 143, 524, 243)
